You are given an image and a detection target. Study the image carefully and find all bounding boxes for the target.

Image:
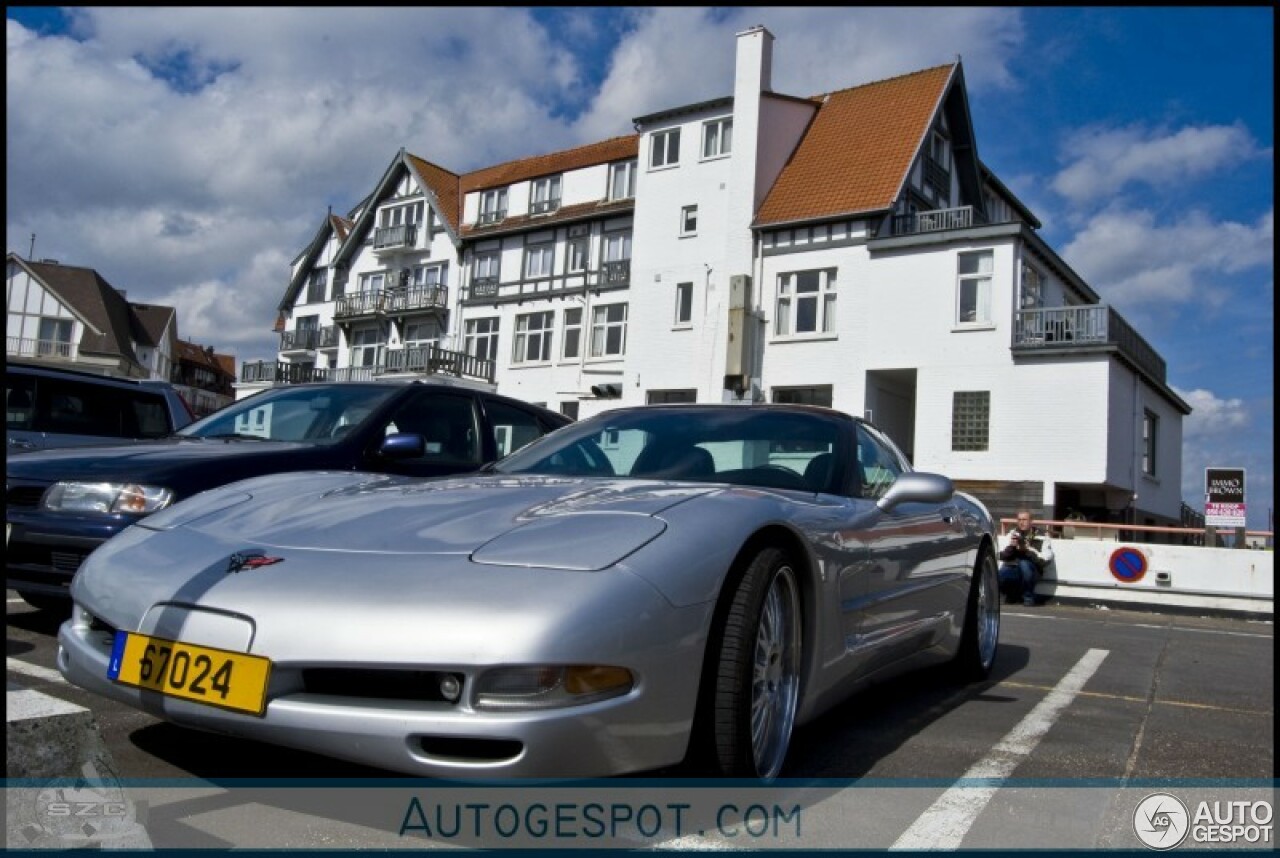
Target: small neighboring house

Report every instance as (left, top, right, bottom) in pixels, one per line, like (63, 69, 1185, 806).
(172, 338, 236, 416)
(253, 26, 1192, 536)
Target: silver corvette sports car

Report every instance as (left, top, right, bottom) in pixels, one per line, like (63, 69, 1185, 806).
(59, 404, 1000, 779)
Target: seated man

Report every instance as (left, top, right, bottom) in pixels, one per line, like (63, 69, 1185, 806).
(998, 510, 1054, 606)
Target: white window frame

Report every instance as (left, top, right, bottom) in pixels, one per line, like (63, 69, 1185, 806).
(478, 188, 507, 225)
(650, 129, 681, 170)
(674, 282, 693, 327)
(530, 176, 561, 214)
(512, 310, 554, 365)
(358, 271, 385, 293)
(403, 319, 440, 348)
(603, 231, 632, 262)
(590, 303, 628, 358)
(774, 269, 837, 338)
(1142, 409, 1158, 477)
(473, 250, 501, 282)
(349, 326, 383, 368)
(567, 236, 589, 273)
(608, 160, 637, 200)
(305, 269, 327, 304)
(680, 205, 698, 237)
(702, 117, 733, 159)
(464, 317, 500, 362)
(524, 243, 555, 279)
(561, 307, 583, 360)
(956, 251, 994, 326)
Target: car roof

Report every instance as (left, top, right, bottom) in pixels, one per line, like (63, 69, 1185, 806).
(7, 360, 179, 390)
(598, 402, 860, 423)
(242, 380, 571, 422)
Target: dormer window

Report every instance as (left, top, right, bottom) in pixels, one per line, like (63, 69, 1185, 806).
(478, 188, 507, 225)
(305, 269, 327, 304)
(608, 160, 636, 200)
(531, 176, 561, 215)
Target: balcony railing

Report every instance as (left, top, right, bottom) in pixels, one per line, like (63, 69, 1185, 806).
(387, 284, 448, 314)
(1013, 305, 1167, 383)
(240, 345, 494, 386)
(476, 209, 506, 226)
(601, 259, 631, 286)
(891, 205, 974, 236)
(279, 325, 338, 352)
(530, 198, 561, 215)
(471, 277, 499, 298)
(373, 223, 417, 251)
(334, 290, 388, 320)
(7, 336, 78, 361)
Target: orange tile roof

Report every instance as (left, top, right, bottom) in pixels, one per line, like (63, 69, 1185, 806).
(406, 154, 463, 235)
(755, 64, 955, 227)
(460, 135, 639, 195)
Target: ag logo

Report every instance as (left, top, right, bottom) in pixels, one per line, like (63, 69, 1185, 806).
(226, 551, 284, 574)
(1134, 792, 1190, 850)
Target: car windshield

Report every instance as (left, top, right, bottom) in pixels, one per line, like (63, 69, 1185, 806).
(493, 406, 846, 493)
(176, 385, 399, 443)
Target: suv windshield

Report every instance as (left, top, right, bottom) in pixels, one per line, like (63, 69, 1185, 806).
(177, 385, 399, 443)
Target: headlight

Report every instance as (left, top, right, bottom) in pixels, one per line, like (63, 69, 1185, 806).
(42, 482, 175, 515)
(473, 665, 634, 711)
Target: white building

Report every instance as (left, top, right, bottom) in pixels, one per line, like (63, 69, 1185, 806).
(252, 26, 1190, 531)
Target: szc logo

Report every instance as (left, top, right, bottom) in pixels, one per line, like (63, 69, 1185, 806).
(1134, 793, 1190, 850)
(226, 551, 284, 574)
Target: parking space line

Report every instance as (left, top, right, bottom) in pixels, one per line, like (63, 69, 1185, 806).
(7, 657, 67, 684)
(1008, 611, 1272, 639)
(890, 648, 1109, 851)
(998, 680, 1269, 716)
(7, 687, 87, 720)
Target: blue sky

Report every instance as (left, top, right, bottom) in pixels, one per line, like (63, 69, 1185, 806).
(5, 7, 1273, 528)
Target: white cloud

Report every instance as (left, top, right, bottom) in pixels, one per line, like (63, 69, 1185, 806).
(1062, 207, 1273, 308)
(1051, 122, 1270, 206)
(1174, 388, 1251, 439)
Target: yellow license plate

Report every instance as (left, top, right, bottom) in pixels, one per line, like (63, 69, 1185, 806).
(108, 631, 271, 716)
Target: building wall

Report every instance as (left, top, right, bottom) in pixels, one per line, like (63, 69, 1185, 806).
(6, 267, 82, 353)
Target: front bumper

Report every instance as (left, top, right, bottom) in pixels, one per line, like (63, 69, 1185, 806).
(57, 597, 712, 779)
(6, 510, 134, 597)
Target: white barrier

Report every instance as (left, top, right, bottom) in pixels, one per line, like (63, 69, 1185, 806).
(1037, 539, 1274, 616)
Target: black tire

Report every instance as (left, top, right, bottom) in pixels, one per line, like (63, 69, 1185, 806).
(707, 546, 802, 779)
(17, 591, 69, 613)
(955, 545, 1000, 680)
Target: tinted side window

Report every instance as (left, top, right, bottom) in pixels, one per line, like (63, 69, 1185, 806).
(380, 391, 481, 465)
(35, 377, 134, 438)
(129, 392, 172, 437)
(485, 399, 553, 458)
(855, 424, 904, 500)
(7, 374, 37, 430)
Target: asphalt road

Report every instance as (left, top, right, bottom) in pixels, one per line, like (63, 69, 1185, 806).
(6, 592, 1275, 850)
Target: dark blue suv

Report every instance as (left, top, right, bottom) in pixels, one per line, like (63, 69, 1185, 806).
(6, 381, 571, 610)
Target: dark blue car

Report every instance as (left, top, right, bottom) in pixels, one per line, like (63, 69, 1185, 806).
(6, 381, 571, 610)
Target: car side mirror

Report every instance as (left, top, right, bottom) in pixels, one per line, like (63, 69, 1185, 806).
(876, 471, 954, 513)
(380, 432, 426, 459)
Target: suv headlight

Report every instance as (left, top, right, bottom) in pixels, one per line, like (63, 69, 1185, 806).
(42, 482, 175, 515)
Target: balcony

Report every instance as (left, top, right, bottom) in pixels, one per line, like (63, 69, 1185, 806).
(373, 223, 418, 253)
(891, 205, 974, 236)
(601, 260, 631, 286)
(279, 325, 337, 352)
(530, 198, 561, 215)
(387, 284, 448, 315)
(7, 336, 78, 362)
(471, 277, 499, 299)
(1013, 305, 1167, 383)
(240, 345, 494, 386)
(334, 290, 388, 322)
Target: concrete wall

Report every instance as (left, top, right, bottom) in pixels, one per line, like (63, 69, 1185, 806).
(1039, 538, 1274, 616)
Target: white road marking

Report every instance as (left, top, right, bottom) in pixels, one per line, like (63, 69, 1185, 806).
(1010, 612, 1272, 639)
(890, 648, 1110, 851)
(7, 687, 87, 720)
(7, 657, 67, 684)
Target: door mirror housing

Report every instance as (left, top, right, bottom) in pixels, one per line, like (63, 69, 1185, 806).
(380, 432, 426, 460)
(876, 471, 954, 513)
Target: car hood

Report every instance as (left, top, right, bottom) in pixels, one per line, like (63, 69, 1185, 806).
(161, 472, 714, 558)
(5, 437, 322, 481)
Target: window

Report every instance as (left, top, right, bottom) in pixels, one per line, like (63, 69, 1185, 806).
(349, 327, 383, 368)
(513, 311, 554, 364)
(702, 117, 733, 158)
(486, 399, 551, 458)
(647, 389, 696, 404)
(478, 188, 507, 225)
(473, 250, 500, 287)
(404, 320, 440, 347)
(379, 390, 481, 467)
(464, 317, 500, 363)
(1020, 262, 1044, 309)
(36, 318, 73, 357)
(559, 401, 579, 420)
(567, 236, 589, 273)
(603, 231, 631, 263)
(359, 271, 385, 293)
(773, 386, 832, 408)
(411, 262, 447, 288)
(680, 205, 698, 237)
(650, 129, 680, 169)
(379, 202, 422, 228)
(562, 307, 583, 359)
(957, 251, 993, 325)
(609, 159, 637, 200)
(775, 269, 837, 337)
(590, 303, 628, 358)
(675, 282, 693, 325)
(531, 176, 561, 215)
(305, 269, 327, 304)
(856, 424, 905, 500)
(1143, 409, 1158, 476)
(951, 391, 990, 451)
(524, 243, 555, 279)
